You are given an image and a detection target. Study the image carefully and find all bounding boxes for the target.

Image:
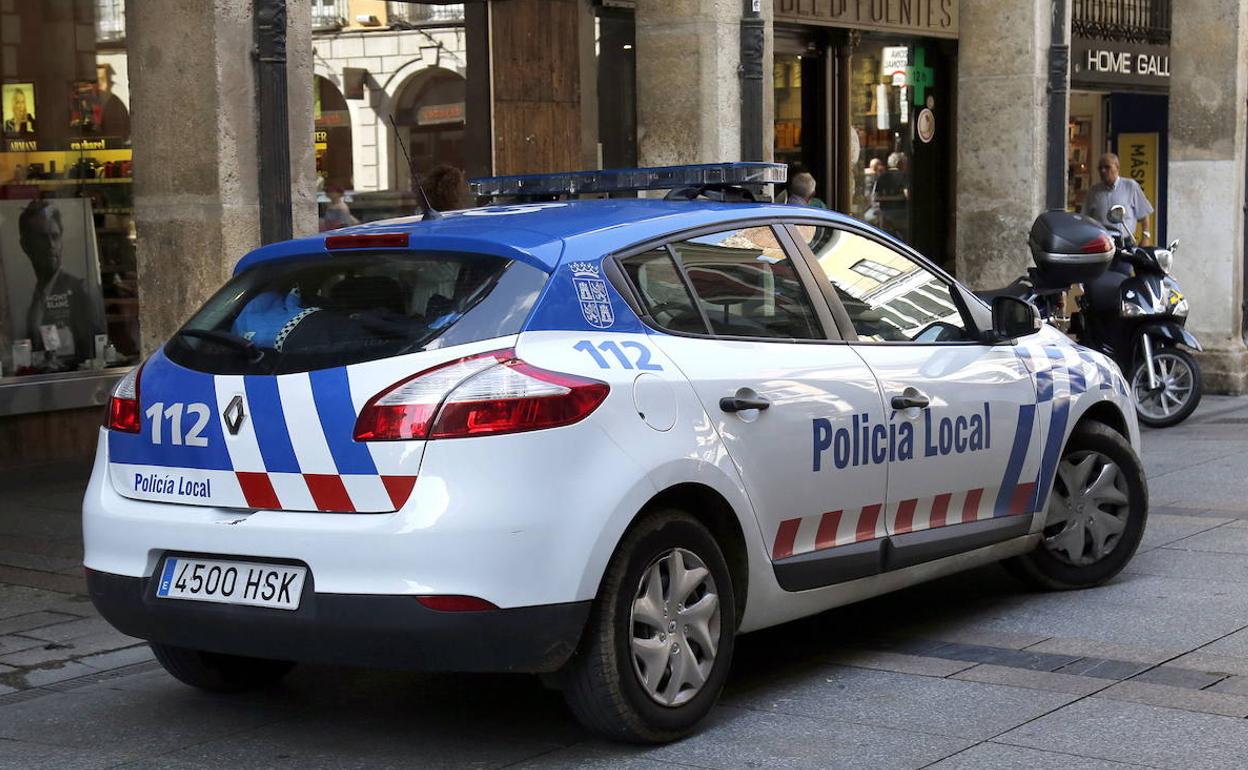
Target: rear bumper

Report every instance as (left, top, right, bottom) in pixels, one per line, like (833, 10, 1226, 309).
(87, 567, 590, 673)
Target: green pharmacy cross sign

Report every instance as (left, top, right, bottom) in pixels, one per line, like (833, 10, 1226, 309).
(906, 48, 934, 105)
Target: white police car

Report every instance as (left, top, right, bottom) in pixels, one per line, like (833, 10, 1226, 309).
(84, 164, 1147, 742)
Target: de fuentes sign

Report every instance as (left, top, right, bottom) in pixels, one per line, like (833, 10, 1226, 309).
(1072, 39, 1170, 91)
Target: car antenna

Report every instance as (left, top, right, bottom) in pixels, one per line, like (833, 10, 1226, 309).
(388, 114, 441, 221)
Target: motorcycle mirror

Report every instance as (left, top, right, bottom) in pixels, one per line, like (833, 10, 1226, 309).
(1168, 239, 1180, 251)
(1107, 205, 1126, 225)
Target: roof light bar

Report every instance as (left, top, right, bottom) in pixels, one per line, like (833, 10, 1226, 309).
(469, 162, 787, 199)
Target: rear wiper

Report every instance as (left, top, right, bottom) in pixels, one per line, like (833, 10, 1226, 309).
(174, 328, 263, 362)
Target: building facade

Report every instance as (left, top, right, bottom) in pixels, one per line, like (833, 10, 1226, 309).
(0, 0, 1243, 467)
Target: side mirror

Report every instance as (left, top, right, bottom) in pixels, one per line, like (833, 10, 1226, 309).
(1168, 238, 1180, 251)
(1107, 205, 1126, 225)
(989, 296, 1042, 342)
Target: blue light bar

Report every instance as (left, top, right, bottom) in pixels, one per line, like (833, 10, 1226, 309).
(469, 162, 787, 198)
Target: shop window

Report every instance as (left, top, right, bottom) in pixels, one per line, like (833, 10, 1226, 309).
(387, 3, 466, 26)
(1, 1, 138, 385)
(312, 0, 350, 30)
(95, 0, 125, 44)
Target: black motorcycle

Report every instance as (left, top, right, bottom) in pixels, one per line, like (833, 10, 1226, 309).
(985, 207, 1202, 428)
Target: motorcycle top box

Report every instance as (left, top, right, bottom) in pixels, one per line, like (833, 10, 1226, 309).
(1028, 211, 1115, 287)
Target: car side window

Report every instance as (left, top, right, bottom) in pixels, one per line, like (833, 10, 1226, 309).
(796, 225, 969, 343)
(620, 248, 711, 335)
(667, 225, 825, 340)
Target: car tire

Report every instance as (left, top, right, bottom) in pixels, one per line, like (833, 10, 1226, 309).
(1006, 422, 1148, 590)
(560, 509, 736, 743)
(150, 642, 295, 693)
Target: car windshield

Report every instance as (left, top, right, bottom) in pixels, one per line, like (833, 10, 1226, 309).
(164, 250, 548, 375)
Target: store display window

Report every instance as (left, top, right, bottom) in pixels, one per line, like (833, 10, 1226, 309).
(0, 0, 137, 388)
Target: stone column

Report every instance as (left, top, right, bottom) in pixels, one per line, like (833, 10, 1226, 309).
(129, 0, 315, 352)
(635, 0, 773, 166)
(954, 0, 1054, 289)
(1166, 0, 1248, 393)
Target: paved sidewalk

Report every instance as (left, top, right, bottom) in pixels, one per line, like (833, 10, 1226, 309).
(2, 398, 1248, 768)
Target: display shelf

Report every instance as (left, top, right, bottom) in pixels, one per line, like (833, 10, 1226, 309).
(21, 177, 132, 186)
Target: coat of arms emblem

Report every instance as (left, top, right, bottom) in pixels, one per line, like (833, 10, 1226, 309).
(570, 261, 615, 329)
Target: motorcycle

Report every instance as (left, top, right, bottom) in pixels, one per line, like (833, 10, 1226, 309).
(984, 206, 1202, 428)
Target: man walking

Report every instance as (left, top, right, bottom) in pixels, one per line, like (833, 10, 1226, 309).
(1083, 152, 1154, 244)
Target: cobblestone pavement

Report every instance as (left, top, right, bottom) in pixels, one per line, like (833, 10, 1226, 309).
(3, 398, 1248, 768)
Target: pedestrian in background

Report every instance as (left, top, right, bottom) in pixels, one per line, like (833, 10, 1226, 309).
(785, 171, 826, 209)
(319, 184, 358, 231)
(424, 165, 472, 211)
(1083, 152, 1154, 245)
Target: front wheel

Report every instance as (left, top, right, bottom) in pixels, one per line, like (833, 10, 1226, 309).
(1132, 346, 1202, 428)
(560, 509, 736, 743)
(1006, 422, 1148, 590)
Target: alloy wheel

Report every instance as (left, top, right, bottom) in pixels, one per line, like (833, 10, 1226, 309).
(629, 547, 721, 707)
(1132, 352, 1195, 421)
(1042, 450, 1131, 566)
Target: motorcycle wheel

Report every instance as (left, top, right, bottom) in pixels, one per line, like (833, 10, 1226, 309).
(1131, 347, 1202, 428)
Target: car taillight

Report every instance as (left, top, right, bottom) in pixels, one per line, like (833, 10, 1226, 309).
(106, 365, 142, 433)
(353, 350, 609, 441)
(353, 350, 512, 441)
(1081, 234, 1113, 254)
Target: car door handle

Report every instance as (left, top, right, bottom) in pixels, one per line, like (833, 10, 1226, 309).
(720, 395, 771, 413)
(891, 391, 931, 410)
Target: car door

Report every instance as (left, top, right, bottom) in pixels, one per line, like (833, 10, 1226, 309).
(614, 223, 890, 590)
(789, 223, 1043, 569)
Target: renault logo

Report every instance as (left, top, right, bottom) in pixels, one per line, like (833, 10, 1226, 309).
(224, 395, 246, 435)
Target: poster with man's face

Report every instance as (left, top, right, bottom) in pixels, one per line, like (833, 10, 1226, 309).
(0, 198, 105, 371)
(3, 83, 36, 136)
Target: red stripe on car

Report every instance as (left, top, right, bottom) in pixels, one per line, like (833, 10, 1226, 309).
(773, 519, 801, 560)
(236, 471, 280, 509)
(381, 475, 418, 509)
(930, 493, 952, 528)
(962, 488, 983, 523)
(1009, 482, 1037, 516)
(304, 474, 356, 512)
(815, 510, 842, 550)
(894, 499, 918, 535)
(856, 504, 882, 542)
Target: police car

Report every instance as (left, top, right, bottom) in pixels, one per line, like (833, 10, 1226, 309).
(84, 163, 1147, 743)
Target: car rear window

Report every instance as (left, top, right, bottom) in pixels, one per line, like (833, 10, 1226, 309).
(165, 251, 548, 375)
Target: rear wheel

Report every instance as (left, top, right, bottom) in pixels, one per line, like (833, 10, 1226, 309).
(561, 509, 736, 743)
(1006, 422, 1147, 590)
(1132, 347, 1202, 428)
(150, 642, 295, 693)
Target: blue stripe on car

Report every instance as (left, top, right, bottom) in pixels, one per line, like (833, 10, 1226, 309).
(309, 368, 378, 475)
(244, 376, 301, 473)
(994, 403, 1036, 517)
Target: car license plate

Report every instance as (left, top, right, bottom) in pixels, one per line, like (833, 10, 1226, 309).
(156, 557, 306, 611)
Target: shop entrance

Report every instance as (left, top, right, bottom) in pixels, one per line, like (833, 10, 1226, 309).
(774, 30, 955, 271)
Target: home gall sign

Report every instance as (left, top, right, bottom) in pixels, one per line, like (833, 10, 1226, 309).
(776, 0, 958, 38)
(1072, 39, 1170, 92)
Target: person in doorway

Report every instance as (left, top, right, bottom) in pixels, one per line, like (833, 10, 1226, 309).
(874, 152, 910, 238)
(319, 184, 358, 231)
(863, 157, 887, 224)
(20, 200, 105, 368)
(1083, 152, 1154, 245)
(784, 171, 826, 209)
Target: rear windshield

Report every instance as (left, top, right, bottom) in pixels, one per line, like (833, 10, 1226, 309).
(165, 251, 548, 375)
